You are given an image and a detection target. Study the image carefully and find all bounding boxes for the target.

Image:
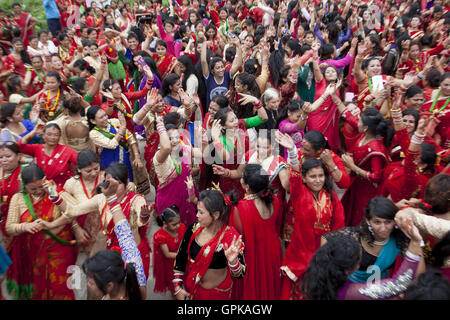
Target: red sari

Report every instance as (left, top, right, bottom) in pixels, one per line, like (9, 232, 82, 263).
(229, 196, 283, 300)
(213, 120, 249, 199)
(0, 166, 22, 249)
(421, 94, 450, 148)
(184, 223, 244, 300)
(340, 112, 389, 226)
(17, 143, 78, 187)
(282, 148, 350, 244)
(309, 78, 341, 152)
(152, 53, 177, 80)
(14, 12, 34, 47)
(354, 75, 391, 111)
(104, 193, 151, 278)
(26, 68, 46, 96)
(280, 168, 345, 300)
(6, 191, 77, 300)
(152, 223, 187, 294)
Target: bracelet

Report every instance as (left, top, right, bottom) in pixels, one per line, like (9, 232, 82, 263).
(416, 73, 424, 80)
(254, 101, 263, 110)
(50, 195, 63, 206)
(187, 187, 195, 197)
(228, 259, 239, 268)
(329, 165, 338, 173)
(300, 113, 308, 121)
(71, 223, 80, 231)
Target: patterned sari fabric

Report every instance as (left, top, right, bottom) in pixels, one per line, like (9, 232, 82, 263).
(7, 193, 77, 300)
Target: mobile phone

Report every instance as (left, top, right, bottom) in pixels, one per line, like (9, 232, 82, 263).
(227, 32, 236, 38)
(98, 180, 110, 190)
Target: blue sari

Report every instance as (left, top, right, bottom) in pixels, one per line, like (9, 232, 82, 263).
(349, 236, 401, 283)
(98, 123, 134, 182)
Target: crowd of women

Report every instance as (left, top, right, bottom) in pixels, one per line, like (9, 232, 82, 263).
(0, 0, 449, 301)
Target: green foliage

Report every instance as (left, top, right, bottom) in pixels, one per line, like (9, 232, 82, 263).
(0, 0, 49, 31)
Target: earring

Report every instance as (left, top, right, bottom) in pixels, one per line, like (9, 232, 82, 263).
(368, 224, 374, 235)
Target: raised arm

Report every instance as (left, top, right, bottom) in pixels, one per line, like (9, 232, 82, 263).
(154, 114, 172, 164)
(229, 36, 243, 78)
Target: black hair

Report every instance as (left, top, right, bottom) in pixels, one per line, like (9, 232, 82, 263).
(156, 205, 180, 227)
(426, 68, 442, 88)
(82, 250, 142, 300)
(73, 59, 96, 75)
(224, 46, 236, 63)
(431, 231, 450, 269)
(211, 95, 230, 109)
(162, 73, 180, 96)
(155, 39, 168, 49)
(242, 163, 274, 207)
(405, 86, 424, 99)
(62, 94, 84, 116)
(277, 99, 304, 126)
(423, 173, 450, 214)
(420, 143, 437, 174)
(6, 74, 22, 96)
(45, 71, 63, 90)
(269, 50, 288, 88)
(286, 39, 301, 56)
(403, 268, 450, 300)
(177, 55, 196, 91)
(21, 163, 45, 186)
(235, 72, 261, 98)
(105, 162, 129, 186)
(402, 108, 420, 132)
(71, 77, 89, 96)
(440, 72, 450, 84)
(325, 22, 340, 46)
(11, 37, 31, 64)
(77, 149, 100, 170)
(0, 141, 19, 154)
(208, 57, 224, 74)
(303, 130, 331, 152)
(319, 43, 336, 61)
(0, 102, 18, 124)
(244, 58, 259, 75)
(360, 197, 408, 250)
(301, 235, 361, 300)
(87, 105, 102, 130)
(163, 112, 182, 128)
(360, 107, 394, 147)
(198, 189, 238, 223)
(302, 158, 334, 200)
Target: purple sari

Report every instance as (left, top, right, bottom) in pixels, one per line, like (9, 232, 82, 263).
(155, 162, 198, 226)
(135, 74, 162, 138)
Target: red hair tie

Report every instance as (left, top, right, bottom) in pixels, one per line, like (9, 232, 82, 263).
(419, 200, 433, 209)
(224, 196, 233, 206)
(86, 62, 90, 67)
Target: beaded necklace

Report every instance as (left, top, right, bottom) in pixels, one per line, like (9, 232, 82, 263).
(429, 89, 450, 115)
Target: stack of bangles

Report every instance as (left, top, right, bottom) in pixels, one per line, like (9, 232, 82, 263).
(173, 272, 184, 295)
(228, 259, 242, 274)
(287, 147, 299, 165)
(156, 122, 166, 135)
(49, 194, 63, 206)
(15, 223, 25, 233)
(254, 101, 263, 110)
(390, 108, 403, 123)
(411, 131, 426, 145)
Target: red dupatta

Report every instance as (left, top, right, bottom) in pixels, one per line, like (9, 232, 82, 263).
(184, 223, 243, 299)
(153, 53, 177, 80)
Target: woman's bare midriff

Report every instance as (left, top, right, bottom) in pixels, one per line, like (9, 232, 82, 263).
(199, 268, 228, 290)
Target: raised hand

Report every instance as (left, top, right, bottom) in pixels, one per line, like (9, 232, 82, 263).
(274, 131, 296, 151)
(210, 119, 223, 141)
(238, 93, 259, 105)
(223, 235, 243, 265)
(101, 90, 114, 101)
(212, 164, 227, 176)
(185, 175, 194, 189)
(146, 88, 159, 107)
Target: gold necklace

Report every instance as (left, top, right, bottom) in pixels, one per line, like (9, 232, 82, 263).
(244, 193, 258, 201)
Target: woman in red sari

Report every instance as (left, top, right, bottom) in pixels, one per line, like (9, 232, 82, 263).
(5, 164, 78, 300)
(383, 117, 440, 203)
(12, 3, 38, 47)
(38, 162, 153, 289)
(18, 123, 78, 187)
(421, 72, 450, 149)
(275, 133, 345, 300)
(209, 102, 268, 199)
(228, 163, 283, 300)
(0, 142, 22, 251)
(153, 40, 177, 80)
(173, 189, 246, 300)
